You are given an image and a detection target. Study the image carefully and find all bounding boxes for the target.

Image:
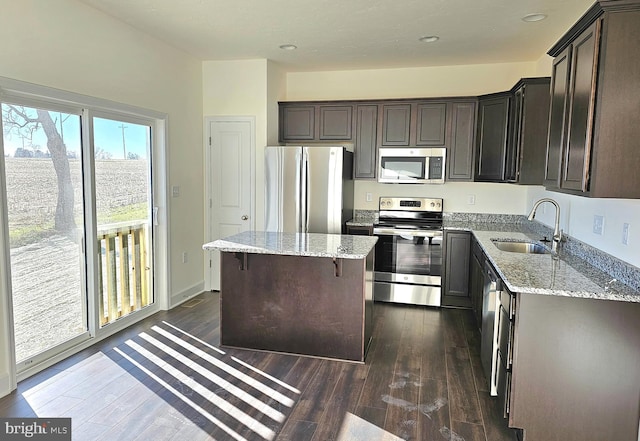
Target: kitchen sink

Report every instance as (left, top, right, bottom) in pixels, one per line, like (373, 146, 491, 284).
(491, 239, 551, 254)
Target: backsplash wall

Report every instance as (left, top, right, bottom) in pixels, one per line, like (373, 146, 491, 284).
(526, 187, 640, 268)
(354, 180, 529, 214)
(353, 181, 639, 269)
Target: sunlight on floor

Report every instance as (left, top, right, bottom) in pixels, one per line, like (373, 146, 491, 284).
(336, 412, 405, 441)
(24, 320, 302, 441)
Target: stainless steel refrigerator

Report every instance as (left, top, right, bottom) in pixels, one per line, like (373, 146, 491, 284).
(265, 146, 354, 234)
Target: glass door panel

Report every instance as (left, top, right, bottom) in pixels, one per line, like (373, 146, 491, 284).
(1, 104, 88, 365)
(93, 117, 153, 326)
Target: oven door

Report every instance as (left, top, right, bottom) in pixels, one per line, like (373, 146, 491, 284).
(373, 228, 443, 285)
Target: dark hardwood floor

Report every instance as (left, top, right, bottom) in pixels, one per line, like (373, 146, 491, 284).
(0, 291, 518, 441)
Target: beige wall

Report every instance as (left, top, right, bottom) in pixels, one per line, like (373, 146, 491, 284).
(281, 59, 640, 269)
(0, 0, 203, 395)
(283, 61, 540, 215)
(285, 61, 538, 101)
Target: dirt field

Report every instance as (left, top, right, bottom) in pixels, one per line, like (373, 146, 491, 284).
(4, 157, 148, 229)
(4, 158, 149, 361)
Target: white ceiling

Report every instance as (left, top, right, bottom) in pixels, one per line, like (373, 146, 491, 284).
(78, 0, 595, 72)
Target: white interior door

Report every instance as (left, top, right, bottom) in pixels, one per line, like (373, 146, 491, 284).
(207, 118, 254, 291)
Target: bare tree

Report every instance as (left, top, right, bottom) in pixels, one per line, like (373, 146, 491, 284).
(2, 105, 76, 232)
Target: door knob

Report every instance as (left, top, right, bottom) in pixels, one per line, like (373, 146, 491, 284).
(241, 215, 249, 220)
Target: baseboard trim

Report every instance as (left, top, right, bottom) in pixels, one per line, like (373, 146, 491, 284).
(170, 281, 205, 308)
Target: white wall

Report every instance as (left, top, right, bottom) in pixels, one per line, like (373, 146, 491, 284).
(355, 181, 528, 214)
(0, 0, 203, 396)
(526, 188, 640, 268)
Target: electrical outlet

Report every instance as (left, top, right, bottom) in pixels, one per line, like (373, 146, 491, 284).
(366, 192, 372, 202)
(622, 223, 630, 245)
(467, 194, 476, 205)
(172, 185, 180, 198)
(181, 251, 188, 263)
(593, 215, 604, 235)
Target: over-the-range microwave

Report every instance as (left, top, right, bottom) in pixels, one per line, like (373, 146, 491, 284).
(377, 147, 446, 184)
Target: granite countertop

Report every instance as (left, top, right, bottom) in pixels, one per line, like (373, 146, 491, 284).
(345, 214, 639, 303)
(445, 221, 640, 303)
(203, 231, 378, 259)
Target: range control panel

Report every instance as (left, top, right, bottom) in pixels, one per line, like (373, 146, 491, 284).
(379, 197, 443, 212)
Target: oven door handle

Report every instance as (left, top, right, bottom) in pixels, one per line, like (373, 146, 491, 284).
(373, 228, 443, 238)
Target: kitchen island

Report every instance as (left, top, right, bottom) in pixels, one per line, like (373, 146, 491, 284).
(203, 231, 377, 362)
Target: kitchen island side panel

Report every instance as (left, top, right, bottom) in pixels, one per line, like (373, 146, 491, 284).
(220, 252, 369, 362)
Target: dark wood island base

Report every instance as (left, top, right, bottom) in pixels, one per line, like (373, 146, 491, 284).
(219, 250, 374, 363)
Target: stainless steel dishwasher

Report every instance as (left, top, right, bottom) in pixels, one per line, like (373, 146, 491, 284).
(481, 260, 501, 396)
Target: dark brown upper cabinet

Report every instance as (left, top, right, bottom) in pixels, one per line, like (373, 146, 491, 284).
(416, 102, 447, 145)
(446, 101, 477, 181)
(354, 104, 378, 179)
(279, 103, 353, 142)
(505, 78, 551, 185)
(380, 104, 411, 146)
(280, 105, 315, 141)
(319, 105, 353, 140)
(475, 93, 511, 182)
(545, 1, 640, 198)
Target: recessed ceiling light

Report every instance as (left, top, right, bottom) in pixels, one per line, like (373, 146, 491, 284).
(279, 44, 297, 50)
(522, 13, 547, 22)
(419, 36, 440, 43)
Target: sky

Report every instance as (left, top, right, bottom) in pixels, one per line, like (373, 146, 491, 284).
(1, 106, 150, 160)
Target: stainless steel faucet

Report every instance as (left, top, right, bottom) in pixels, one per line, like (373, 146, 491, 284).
(527, 198, 563, 253)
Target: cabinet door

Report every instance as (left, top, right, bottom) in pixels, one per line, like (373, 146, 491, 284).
(319, 105, 353, 140)
(515, 79, 551, 185)
(443, 231, 471, 308)
(416, 102, 447, 145)
(505, 87, 524, 182)
(475, 95, 510, 181)
(545, 47, 572, 189)
(381, 104, 411, 146)
(447, 101, 477, 181)
(281, 105, 315, 141)
(562, 21, 600, 192)
(354, 105, 378, 179)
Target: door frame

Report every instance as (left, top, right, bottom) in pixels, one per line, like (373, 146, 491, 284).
(203, 116, 256, 291)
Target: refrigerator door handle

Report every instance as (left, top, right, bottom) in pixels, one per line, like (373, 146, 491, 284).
(301, 148, 309, 233)
(295, 149, 303, 233)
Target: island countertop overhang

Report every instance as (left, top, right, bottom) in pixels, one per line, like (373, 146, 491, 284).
(203, 230, 378, 259)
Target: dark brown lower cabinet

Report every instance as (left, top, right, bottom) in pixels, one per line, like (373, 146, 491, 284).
(442, 231, 471, 308)
(219, 250, 374, 362)
(509, 294, 640, 441)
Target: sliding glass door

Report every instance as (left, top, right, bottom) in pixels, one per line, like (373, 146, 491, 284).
(1, 98, 157, 372)
(1, 103, 89, 367)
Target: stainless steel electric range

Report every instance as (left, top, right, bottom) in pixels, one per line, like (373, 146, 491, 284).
(372, 197, 443, 307)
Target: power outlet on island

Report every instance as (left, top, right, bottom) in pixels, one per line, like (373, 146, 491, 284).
(181, 251, 188, 264)
(593, 215, 605, 235)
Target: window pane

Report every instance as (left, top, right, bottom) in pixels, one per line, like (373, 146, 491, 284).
(1, 104, 87, 363)
(93, 117, 153, 326)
